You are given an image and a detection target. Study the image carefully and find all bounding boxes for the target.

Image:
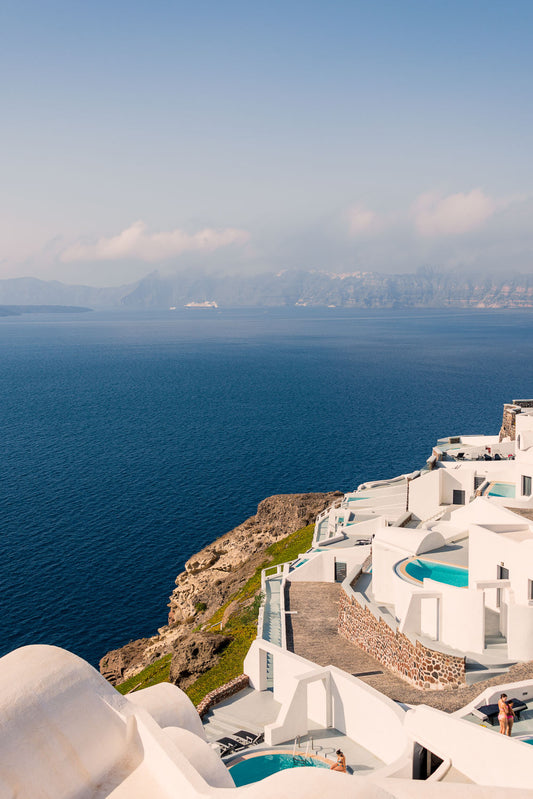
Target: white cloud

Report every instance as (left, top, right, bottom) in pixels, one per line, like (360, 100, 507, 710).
(346, 205, 381, 237)
(413, 189, 497, 237)
(60, 221, 251, 262)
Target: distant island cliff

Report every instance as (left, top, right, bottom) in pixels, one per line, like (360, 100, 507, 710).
(0, 304, 92, 316)
(3, 269, 533, 310)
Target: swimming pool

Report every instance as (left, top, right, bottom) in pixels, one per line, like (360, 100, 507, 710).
(400, 558, 469, 588)
(229, 752, 330, 786)
(487, 481, 516, 498)
(291, 558, 309, 569)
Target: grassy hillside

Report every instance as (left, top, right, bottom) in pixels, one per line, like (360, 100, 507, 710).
(115, 523, 315, 701)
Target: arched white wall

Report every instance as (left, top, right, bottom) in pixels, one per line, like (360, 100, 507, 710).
(128, 682, 207, 740)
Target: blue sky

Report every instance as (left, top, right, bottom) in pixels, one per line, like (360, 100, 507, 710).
(1, 0, 532, 285)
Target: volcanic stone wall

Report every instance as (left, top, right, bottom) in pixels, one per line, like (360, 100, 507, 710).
(338, 592, 465, 690)
(196, 674, 250, 718)
(499, 404, 520, 442)
(499, 399, 533, 442)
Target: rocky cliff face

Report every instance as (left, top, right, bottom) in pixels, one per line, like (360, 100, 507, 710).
(100, 491, 341, 687)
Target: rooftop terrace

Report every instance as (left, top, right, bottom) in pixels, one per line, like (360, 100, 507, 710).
(203, 686, 384, 775)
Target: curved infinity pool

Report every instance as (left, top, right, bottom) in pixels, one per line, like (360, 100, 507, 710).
(401, 558, 469, 588)
(229, 752, 330, 786)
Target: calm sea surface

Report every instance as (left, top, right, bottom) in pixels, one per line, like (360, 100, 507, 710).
(1, 308, 532, 666)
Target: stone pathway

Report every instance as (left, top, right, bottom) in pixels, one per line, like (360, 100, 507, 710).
(285, 581, 533, 713)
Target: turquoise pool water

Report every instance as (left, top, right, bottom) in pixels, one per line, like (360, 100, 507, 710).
(404, 559, 469, 588)
(521, 738, 533, 745)
(292, 558, 309, 569)
(488, 482, 516, 498)
(229, 753, 329, 786)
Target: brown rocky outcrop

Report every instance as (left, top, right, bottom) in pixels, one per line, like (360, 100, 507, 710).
(169, 632, 231, 688)
(99, 491, 341, 686)
(168, 492, 342, 625)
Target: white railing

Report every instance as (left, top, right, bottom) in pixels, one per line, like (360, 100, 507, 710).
(356, 474, 407, 491)
(279, 566, 289, 650)
(257, 604, 265, 639)
(257, 561, 292, 648)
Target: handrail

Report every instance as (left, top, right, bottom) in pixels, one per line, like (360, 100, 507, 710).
(420, 505, 449, 527)
(279, 567, 288, 649)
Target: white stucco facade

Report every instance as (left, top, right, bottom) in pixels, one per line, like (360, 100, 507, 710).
(6, 402, 533, 797)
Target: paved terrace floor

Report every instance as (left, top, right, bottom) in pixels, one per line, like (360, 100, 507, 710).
(462, 700, 533, 738)
(204, 688, 383, 773)
(285, 582, 533, 713)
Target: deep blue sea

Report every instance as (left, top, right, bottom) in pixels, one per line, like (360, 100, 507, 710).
(1, 307, 532, 667)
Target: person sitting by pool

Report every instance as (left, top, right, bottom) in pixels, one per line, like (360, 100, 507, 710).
(331, 749, 346, 772)
(498, 693, 515, 736)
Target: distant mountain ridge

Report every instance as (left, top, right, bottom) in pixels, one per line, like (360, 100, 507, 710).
(2, 269, 533, 309)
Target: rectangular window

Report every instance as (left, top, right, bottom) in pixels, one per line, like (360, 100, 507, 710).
(529, 580, 533, 601)
(522, 475, 532, 496)
(334, 562, 347, 583)
(497, 564, 509, 580)
(497, 564, 509, 608)
(452, 489, 465, 505)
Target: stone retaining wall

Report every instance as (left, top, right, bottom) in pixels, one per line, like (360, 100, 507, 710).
(499, 404, 520, 442)
(499, 399, 533, 442)
(196, 674, 250, 718)
(338, 592, 465, 690)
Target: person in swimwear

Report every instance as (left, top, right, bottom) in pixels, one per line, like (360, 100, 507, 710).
(331, 749, 346, 772)
(498, 693, 514, 735)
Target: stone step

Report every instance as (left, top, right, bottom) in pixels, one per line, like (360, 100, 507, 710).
(203, 721, 236, 741)
(208, 707, 264, 735)
(465, 667, 509, 686)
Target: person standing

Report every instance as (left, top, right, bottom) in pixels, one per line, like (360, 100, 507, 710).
(498, 694, 514, 736)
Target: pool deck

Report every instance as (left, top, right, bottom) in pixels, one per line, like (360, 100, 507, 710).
(203, 686, 383, 774)
(203, 687, 281, 742)
(422, 539, 469, 568)
(462, 699, 533, 739)
(393, 539, 470, 587)
(224, 729, 384, 775)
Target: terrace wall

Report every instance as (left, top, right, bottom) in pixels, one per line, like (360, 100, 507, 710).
(499, 403, 520, 442)
(338, 592, 465, 690)
(196, 674, 249, 718)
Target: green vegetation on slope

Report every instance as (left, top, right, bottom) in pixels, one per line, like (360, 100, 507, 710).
(114, 523, 314, 702)
(185, 522, 314, 706)
(115, 654, 172, 695)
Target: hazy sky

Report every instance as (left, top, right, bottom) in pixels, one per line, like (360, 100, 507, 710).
(1, 0, 533, 285)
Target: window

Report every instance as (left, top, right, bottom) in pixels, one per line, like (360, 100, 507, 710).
(529, 580, 533, 601)
(497, 564, 509, 608)
(497, 564, 509, 580)
(334, 562, 347, 583)
(452, 489, 465, 505)
(522, 475, 532, 496)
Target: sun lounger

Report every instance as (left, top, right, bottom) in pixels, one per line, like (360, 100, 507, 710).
(233, 729, 264, 745)
(216, 736, 246, 755)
